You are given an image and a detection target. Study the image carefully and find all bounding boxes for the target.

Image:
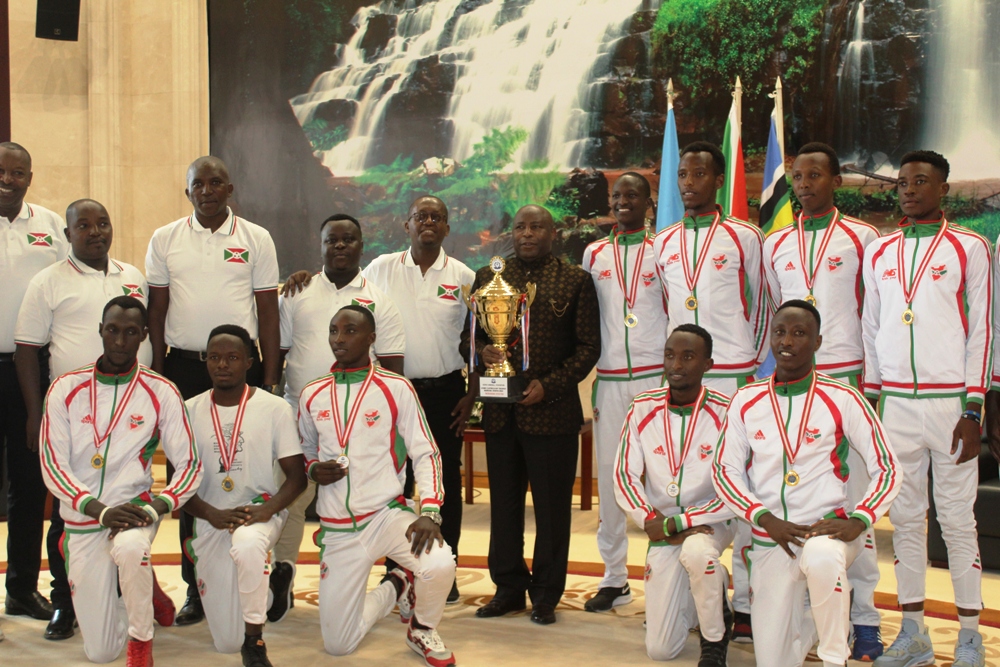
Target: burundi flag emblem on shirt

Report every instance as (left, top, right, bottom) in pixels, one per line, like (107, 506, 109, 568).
(26, 232, 54, 247)
(827, 256, 843, 271)
(712, 254, 728, 271)
(437, 284, 459, 301)
(930, 264, 947, 281)
(128, 414, 145, 430)
(641, 271, 655, 286)
(364, 410, 380, 427)
(224, 247, 249, 263)
(122, 284, 144, 298)
(352, 298, 375, 312)
(804, 427, 821, 442)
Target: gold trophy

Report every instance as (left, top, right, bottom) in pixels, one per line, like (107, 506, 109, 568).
(462, 256, 536, 403)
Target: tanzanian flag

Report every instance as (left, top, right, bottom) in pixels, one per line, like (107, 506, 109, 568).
(759, 107, 794, 236)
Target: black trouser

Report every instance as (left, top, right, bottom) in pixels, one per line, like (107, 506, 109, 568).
(163, 346, 264, 597)
(0, 353, 69, 610)
(413, 371, 466, 559)
(485, 421, 578, 607)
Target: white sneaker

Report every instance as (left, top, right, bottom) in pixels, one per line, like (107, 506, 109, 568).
(406, 625, 456, 667)
(952, 628, 986, 667)
(874, 619, 935, 667)
(389, 567, 415, 624)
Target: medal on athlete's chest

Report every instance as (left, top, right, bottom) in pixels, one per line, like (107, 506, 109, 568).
(210, 386, 251, 494)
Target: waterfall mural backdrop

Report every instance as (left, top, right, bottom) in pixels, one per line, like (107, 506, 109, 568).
(208, 0, 1000, 275)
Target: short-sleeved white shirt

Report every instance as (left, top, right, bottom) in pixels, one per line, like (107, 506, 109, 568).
(363, 248, 474, 379)
(279, 270, 406, 406)
(0, 202, 68, 352)
(144, 208, 279, 351)
(14, 253, 152, 380)
(186, 388, 302, 509)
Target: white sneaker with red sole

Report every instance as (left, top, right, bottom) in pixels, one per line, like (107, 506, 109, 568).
(406, 625, 456, 667)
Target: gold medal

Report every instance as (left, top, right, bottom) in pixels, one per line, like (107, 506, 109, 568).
(666, 481, 680, 498)
(684, 295, 698, 311)
(804, 294, 817, 307)
(901, 308, 914, 325)
(221, 476, 235, 492)
(91, 453, 104, 469)
(625, 312, 638, 328)
(784, 470, 800, 486)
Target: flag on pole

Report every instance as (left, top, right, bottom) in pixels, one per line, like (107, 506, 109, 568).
(717, 77, 749, 220)
(759, 78, 793, 236)
(656, 79, 684, 232)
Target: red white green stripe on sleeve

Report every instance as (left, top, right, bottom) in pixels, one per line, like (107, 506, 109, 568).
(614, 402, 653, 517)
(674, 498, 729, 531)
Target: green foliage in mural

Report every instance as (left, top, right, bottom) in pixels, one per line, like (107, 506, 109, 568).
(302, 118, 348, 152)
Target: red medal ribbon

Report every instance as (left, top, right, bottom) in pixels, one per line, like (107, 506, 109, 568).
(678, 211, 721, 296)
(796, 208, 840, 295)
(896, 218, 949, 306)
(330, 365, 376, 455)
(613, 228, 647, 311)
(662, 387, 707, 481)
(209, 384, 251, 474)
(89, 364, 142, 452)
(766, 372, 818, 469)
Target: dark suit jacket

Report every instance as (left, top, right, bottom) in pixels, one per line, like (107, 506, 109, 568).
(461, 253, 600, 436)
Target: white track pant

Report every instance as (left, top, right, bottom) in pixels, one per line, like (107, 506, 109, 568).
(645, 521, 737, 661)
(189, 512, 286, 653)
(273, 462, 317, 567)
(64, 522, 159, 663)
(845, 442, 880, 626)
(881, 395, 981, 608)
(593, 375, 661, 588)
(749, 535, 861, 667)
(317, 506, 455, 656)
(703, 375, 753, 614)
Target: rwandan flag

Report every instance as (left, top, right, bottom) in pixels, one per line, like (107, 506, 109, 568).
(655, 103, 684, 231)
(759, 106, 794, 236)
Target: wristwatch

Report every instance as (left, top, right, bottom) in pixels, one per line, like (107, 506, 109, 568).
(421, 511, 443, 526)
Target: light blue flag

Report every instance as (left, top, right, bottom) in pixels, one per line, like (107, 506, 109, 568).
(655, 106, 684, 232)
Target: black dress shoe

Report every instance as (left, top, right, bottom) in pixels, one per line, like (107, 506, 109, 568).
(174, 595, 204, 626)
(475, 595, 526, 618)
(44, 608, 77, 640)
(446, 579, 460, 605)
(5, 592, 54, 620)
(530, 603, 556, 625)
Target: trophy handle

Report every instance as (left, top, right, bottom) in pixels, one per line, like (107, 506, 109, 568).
(524, 282, 537, 309)
(461, 284, 473, 310)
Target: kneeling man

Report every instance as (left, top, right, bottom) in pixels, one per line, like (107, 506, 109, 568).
(183, 325, 306, 666)
(299, 305, 456, 666)
(615, 324, 735, 665)
(714, 300, 900, 667)
(39, 296, 202, 666)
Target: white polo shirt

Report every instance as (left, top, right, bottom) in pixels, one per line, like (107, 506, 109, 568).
(363, 248, 474, 379)
(145, 208, 279, 351)
(0, 202, 68, 352)
(15, 253, 152, 380)
(186, 388, 302, 509)
(279, 270, 406, 406)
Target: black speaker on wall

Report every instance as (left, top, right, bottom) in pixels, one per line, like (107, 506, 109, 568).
(35, 0, 81, 41)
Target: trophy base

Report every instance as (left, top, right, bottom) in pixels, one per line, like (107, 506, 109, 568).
(477, 375, 525, 403)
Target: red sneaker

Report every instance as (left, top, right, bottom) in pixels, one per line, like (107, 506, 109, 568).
(151, 571, 175, 627)
(126, 638, 154, 667)
(388, 567, 415, 624)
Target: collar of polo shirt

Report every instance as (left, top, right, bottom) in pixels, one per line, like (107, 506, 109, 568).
(189, 207, 236, 235)
(402, 247, 448, 272)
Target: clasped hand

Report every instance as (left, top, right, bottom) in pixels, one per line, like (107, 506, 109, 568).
(759, 513, 866, 558)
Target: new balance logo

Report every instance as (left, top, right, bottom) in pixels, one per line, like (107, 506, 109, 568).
(652, 445, 666, 456)
(316, 409, 331, 421)
(881, 268, 897, 280)
(753, 430, 765, 441)
(223, 247, 249, 263)
(784, 261, 796, 272)
(598, 269, 612, 280)
(665, 253, 681, 265)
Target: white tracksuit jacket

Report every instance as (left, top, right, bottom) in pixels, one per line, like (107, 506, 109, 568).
(654, 208, 769, 381)
(615, 387, 734, 531)
(862, 218, 993, 404)
(40, 361, 202, 524)
(713, 373, 900, 542)
(764, 209, 880, 377)
(298, 364, 444, 531)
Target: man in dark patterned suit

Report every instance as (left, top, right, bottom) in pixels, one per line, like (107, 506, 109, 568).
(462, 205, 600, 626)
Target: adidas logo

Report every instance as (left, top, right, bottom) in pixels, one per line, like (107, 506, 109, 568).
(81, 415, 94, 425)
(652, 445, 666, 456)
(784, 261, 796, 272)
(753, 430, 765, 441)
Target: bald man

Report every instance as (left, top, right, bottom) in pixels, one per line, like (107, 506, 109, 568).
(145, 156, 281, 624)
(461, 205, 600, 625)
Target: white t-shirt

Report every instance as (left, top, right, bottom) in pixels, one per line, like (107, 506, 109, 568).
(280, 270, 406, 407)
(0, 202, 68, 352)
(363, 248, 474, 379)
(144, 208, 279, 351)
(186, 388, 302, 509)
(15, 253, 152, 380)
